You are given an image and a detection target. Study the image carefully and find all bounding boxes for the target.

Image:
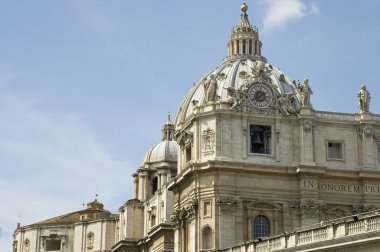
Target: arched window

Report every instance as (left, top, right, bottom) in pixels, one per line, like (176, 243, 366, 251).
(253, 215, 270, 239)
(202, 226, 213, 249)
(152, 177, 158, 194)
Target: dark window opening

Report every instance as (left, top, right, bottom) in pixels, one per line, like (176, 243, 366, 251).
(152, 177, 158, 194)
(185, 148, 192, 163)
(327, 142, 343, 160)
(151, 214, 156, 227)
(46, 240, 61, 251)
(250, 125, 271, 154)
(253, 215, 270, 239)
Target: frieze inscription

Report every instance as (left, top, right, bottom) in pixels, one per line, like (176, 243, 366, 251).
(302, 179, 380, 194)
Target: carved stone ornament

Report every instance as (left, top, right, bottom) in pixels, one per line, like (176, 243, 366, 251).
(302, 120, 313, 133)
(216, 196, 239, 214)
(289, 201, 301, 217)
(353, 204, 363, 215)
(87, 232, 94, 249)
(242, 126, 248, 136)
(300, 200, 326, 219)
(170, 197, 199, 226)
(24, 238, 30, 248)
(363, 126, 373, 138)
(239, 71, 248, 79)
(148, 206, 157, 216)
(248, 60, 273, 84)
(217, 72, 228, 80)
(290, 200, 326, 218)
(357, 125, 373, 139)
(176, 130, 193, 148)
(201, 128, 215, 155)
(185, 197, 199, 220)
(224, 59, 298, 117)
(170, 209, 180, 223)
(352, 204, 380, 214)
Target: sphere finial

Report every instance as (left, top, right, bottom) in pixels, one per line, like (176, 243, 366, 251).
(241, 3, 248, 13)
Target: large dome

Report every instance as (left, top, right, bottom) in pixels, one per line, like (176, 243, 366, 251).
(175, 56, 302, 125)
(174, 6, 308, 127)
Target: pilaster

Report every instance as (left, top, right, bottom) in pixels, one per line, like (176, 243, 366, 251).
(299, 117, 315, 165)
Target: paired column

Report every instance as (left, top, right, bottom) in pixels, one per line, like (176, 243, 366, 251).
(138, 171, 148, 201)
(157, 168, 169, 187)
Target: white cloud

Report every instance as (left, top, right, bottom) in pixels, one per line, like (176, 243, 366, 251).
(262, 0, 319, 31)
(0, 88, 132, 251)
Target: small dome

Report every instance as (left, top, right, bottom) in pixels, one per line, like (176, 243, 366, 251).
(142, 140, 178, 165)
(87, 199, 104, 210)
(141, 117, 178, 166)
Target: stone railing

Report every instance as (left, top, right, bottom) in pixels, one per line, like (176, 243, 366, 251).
(372, 114, 380, 121)
(315, 111, 380, 122)
(315, 111, 355, 121)
(218, 211, 380, 252)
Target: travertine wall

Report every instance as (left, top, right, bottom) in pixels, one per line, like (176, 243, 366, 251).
(172, 107, 380, 251)
(13, 219, 116, 252)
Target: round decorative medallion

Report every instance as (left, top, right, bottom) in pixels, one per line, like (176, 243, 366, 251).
(248, 84, 273, 107)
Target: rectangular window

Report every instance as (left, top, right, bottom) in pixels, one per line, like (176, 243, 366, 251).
(250, 125, 271, 154)
(327, 142, 343, 160)
(46, 240, 61, 251)
(151, 214, 156, 227)
(203, 201, 211, 217)
(185, 148, 192, 163)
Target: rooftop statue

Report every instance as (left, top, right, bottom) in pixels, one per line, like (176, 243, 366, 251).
(357, 85, 371, 113)
(298, 78, 313, 108)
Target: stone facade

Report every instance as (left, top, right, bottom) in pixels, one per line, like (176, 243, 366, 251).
(13, 200, 118, 252)
(169, 4, 380, 252)
(13, 3, 380, 252)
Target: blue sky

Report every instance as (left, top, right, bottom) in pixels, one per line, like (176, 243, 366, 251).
(1, 0, 380, 250)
